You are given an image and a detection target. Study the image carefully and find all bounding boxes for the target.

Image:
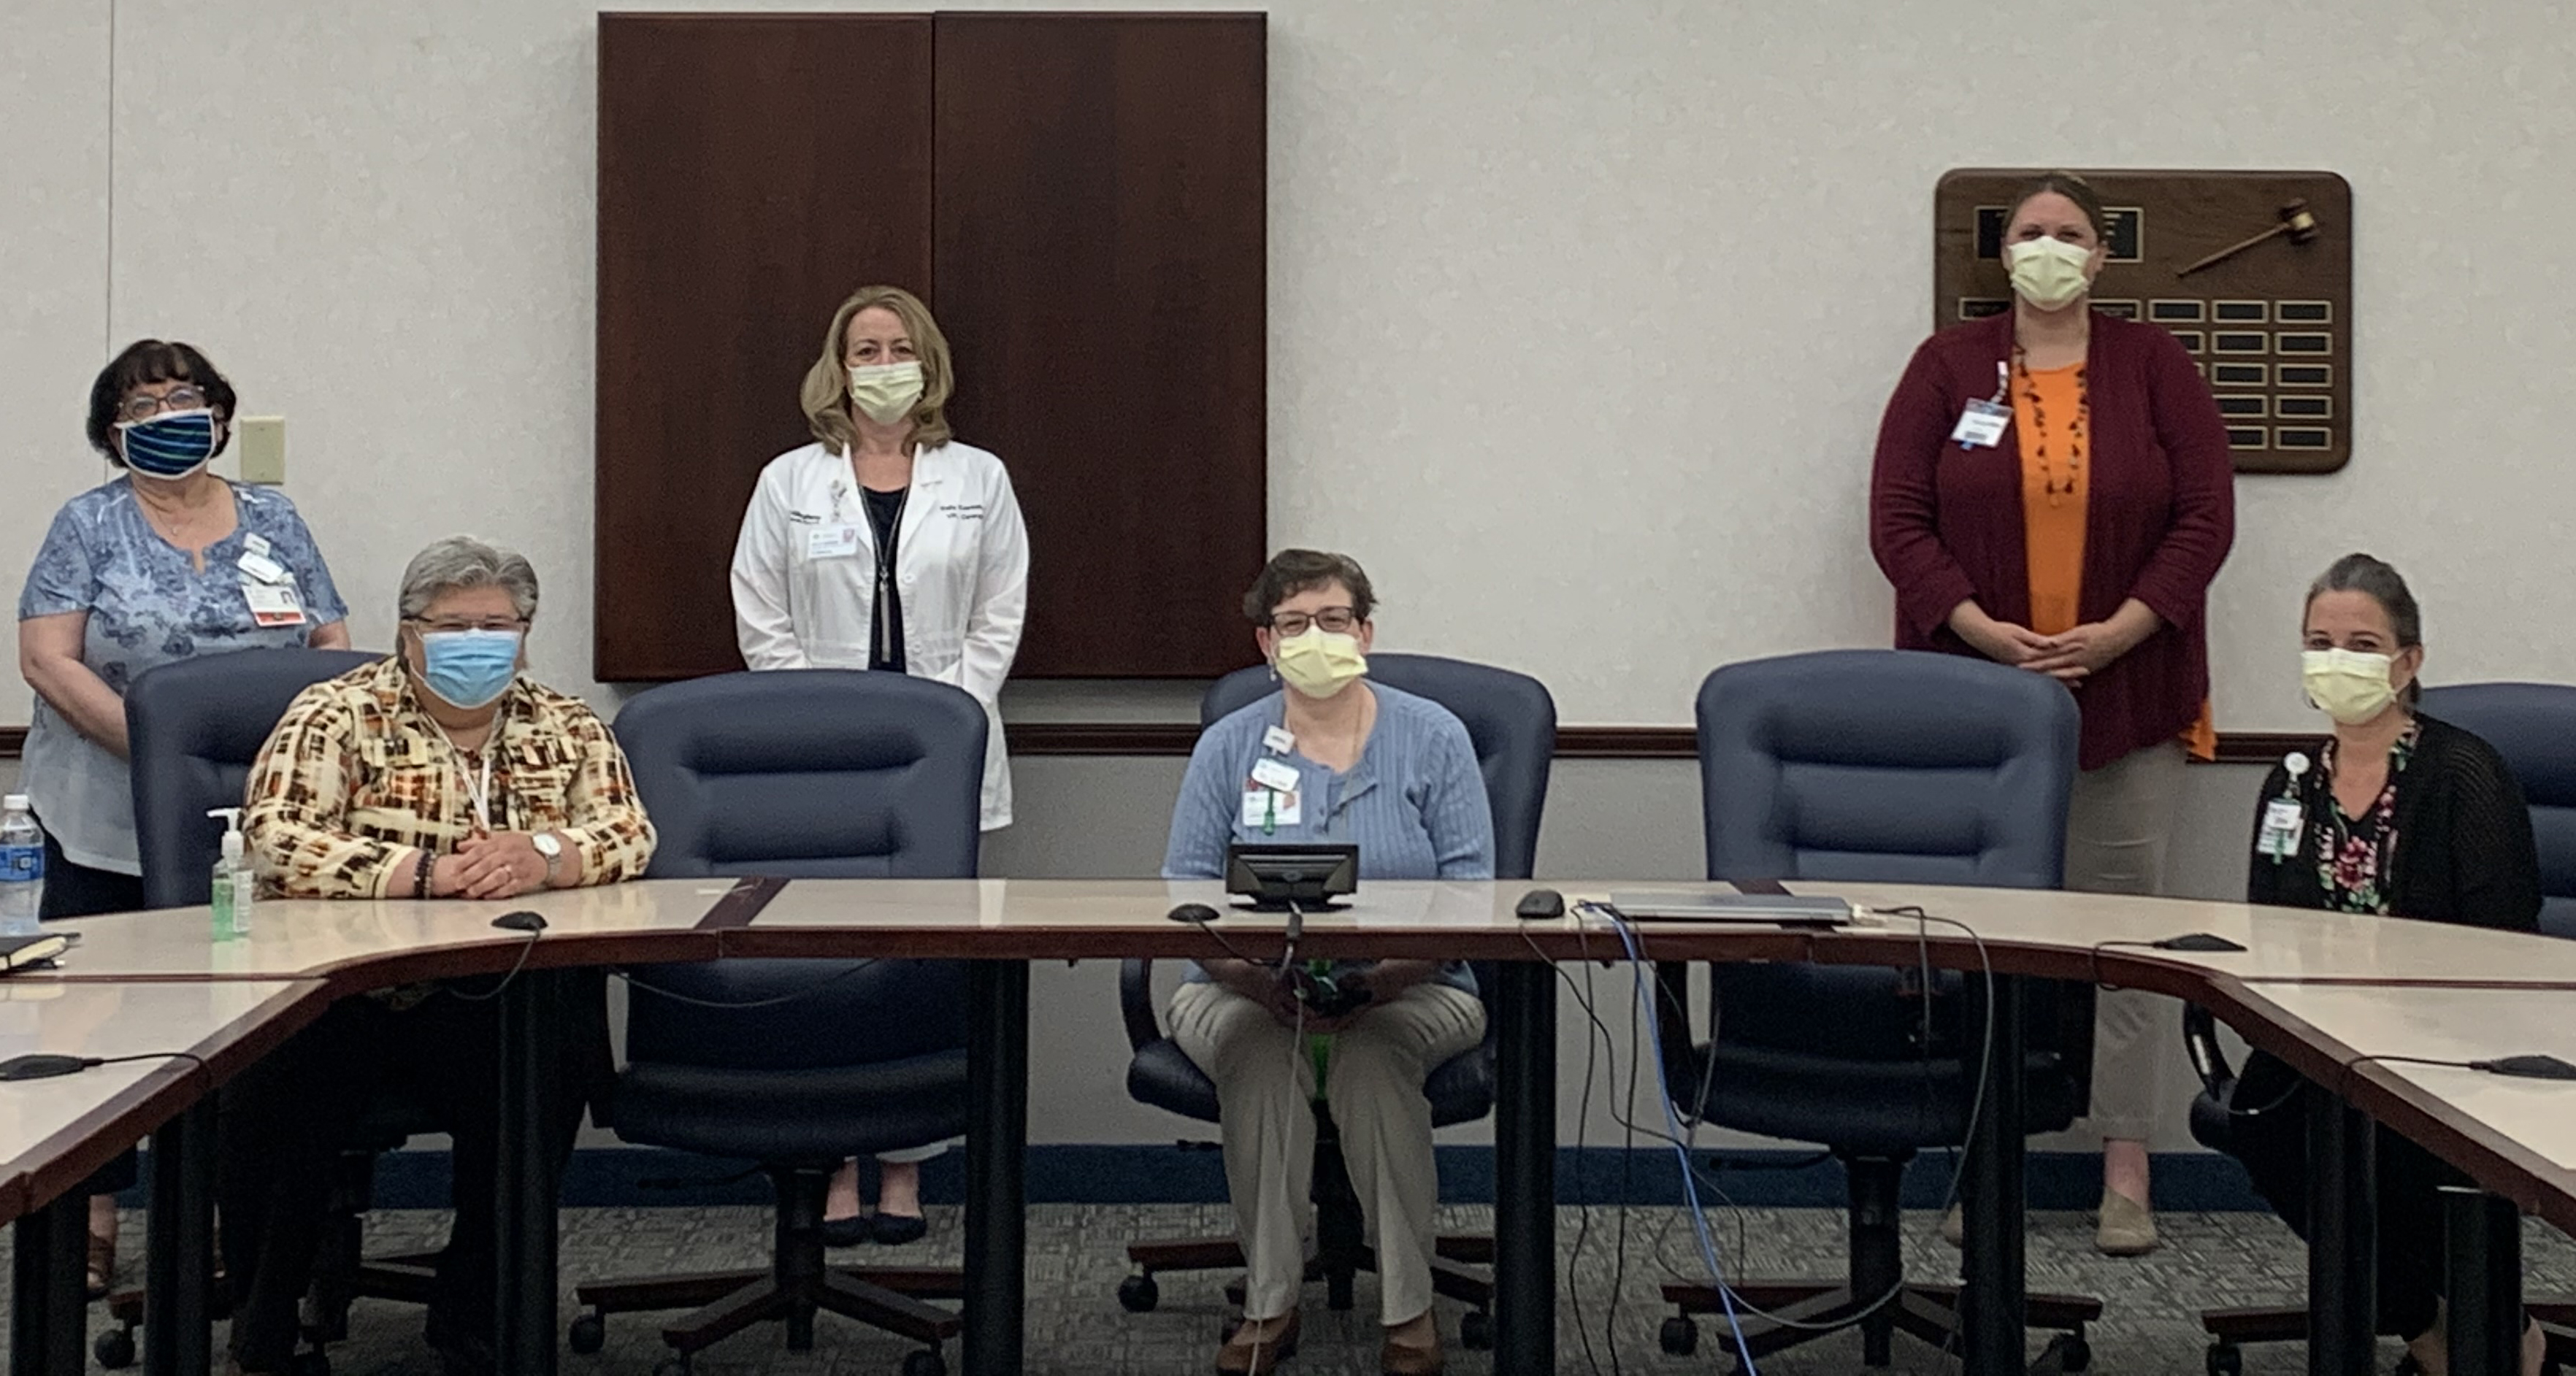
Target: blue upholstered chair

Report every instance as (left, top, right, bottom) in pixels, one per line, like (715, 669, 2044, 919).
(570, 670, 986, 1375)
(2419, 683, 2576, 938)
(2185, 683, 2576, 1372)
(126, 647, 377, 907)
(1656, 650, 2098, 1367)
(105, 648, 398, 1370)
(1115, 654, 1556, 1345)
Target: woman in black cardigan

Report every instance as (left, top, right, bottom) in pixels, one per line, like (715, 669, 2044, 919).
(2232, 553, 2542, 1376)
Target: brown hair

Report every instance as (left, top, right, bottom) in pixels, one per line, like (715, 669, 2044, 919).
(2307, 552, 2424, 704)
(2007, 170, 2109, 241)
(800, 285, 956, 453)
(88, 339, 237, 464)
(1242, 550, 1377, 625)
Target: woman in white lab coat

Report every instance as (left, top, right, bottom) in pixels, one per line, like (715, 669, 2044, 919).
(729, 283, 1030, 1245)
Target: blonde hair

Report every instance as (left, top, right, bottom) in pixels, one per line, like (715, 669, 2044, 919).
(800, 285, 956, 453)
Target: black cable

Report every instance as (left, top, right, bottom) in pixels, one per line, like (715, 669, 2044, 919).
(436, 929, 543, 1003)
(1527, 927, 1609, 1376)
(613, 958, 883, 1010)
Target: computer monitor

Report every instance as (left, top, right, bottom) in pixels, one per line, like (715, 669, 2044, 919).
(1224, 842, 1358, 911)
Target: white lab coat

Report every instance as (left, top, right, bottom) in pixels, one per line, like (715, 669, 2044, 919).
(730, 439, 1030, 829)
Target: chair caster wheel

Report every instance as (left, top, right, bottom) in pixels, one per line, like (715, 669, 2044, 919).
(1660, 1315, 1698, 1356)
(901, 1349, 947, 1376)
(2048, 1331, 2090, 1372)
(568, 1312, 606, 1355)
(1118, 1272, 1159, 1312)
(2206, 1340, 2243, 1376)
(93, 1328, 137, 1369)
(1459, 1310, 1492, 1350)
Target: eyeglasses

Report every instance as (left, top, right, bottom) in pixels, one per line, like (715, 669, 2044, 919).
(1268, 607, 1357, 636)
(407, 616, 529, 634)
(118, 387, 207, 422)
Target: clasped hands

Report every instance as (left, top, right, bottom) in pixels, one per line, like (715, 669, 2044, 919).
(1210, 958, 1438, 1034)
(423, 830, 555, 900)
(1948, 600, 2160, 686)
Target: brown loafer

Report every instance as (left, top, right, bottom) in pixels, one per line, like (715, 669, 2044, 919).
(1380, 1328, 1444, 1376)
(1216, 1310, 1299, 1375)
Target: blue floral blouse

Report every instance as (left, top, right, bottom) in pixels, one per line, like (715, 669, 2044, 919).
(17, 478, 347, 874)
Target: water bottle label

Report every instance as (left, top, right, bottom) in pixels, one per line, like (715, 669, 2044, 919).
(0, 847, 40, 883)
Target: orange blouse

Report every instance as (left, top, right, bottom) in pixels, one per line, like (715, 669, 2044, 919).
(2014, 358, 2215, 761)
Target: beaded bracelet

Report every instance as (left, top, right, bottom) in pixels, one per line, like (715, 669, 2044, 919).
(415, 848, 437, 900)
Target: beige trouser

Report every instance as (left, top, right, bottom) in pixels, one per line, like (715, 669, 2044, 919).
(1170, 978, 1487, 1323)
(2066, 739, 2188, 1145)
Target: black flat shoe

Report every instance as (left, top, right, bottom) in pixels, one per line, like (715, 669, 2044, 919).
(870, 1211, 927, 1245)
(819, 1215, 871, 1248)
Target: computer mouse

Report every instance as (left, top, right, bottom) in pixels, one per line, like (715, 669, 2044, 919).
(1514, 888, 1565, 920)
(491, 912, 548, 933)
(1166, 903, 1222, 924)
(0, 1053, 89, 1081)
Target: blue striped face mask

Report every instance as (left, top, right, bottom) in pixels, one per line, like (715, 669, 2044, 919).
(115, 408, 220, 479)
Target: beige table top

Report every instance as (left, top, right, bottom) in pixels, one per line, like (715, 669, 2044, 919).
(37, 878, 737, 983)
(0, 979, 329, 1216)
(2228, 981, 2576, 1232)
(729, 878, 2576, 991)
(1772, 881, 2576, 989)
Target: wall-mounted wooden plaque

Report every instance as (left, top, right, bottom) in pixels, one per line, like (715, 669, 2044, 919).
(1935, 169, 2353, 474)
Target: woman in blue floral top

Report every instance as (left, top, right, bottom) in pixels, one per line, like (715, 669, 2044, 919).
(15, 340, 348, 1293)
(2231, 553, 2544, 1375)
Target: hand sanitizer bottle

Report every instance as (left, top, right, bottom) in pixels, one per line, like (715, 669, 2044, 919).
(207, 808, 254, 941)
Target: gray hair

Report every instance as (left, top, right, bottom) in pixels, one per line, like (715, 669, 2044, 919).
(2306, 552, 2420, 647)
(397, 536, 540, 622)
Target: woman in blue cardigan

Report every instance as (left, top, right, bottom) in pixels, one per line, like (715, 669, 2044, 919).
(1163, 550, 1492, 1376)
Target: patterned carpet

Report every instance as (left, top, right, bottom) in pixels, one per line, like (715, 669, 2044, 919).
(64, 1204, 2576, 1375)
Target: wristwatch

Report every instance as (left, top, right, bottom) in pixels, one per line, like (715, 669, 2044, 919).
(531, 832, 563, 885)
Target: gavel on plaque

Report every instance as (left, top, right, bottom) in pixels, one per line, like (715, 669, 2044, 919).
(2175, 199, 2322, 278)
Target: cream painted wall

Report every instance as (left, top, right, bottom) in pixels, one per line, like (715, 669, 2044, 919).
(6, 0, 2575, 729)
(0, 0, 2523, 1158)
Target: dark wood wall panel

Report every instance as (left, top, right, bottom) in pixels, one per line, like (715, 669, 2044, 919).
(932, 13, 1269, 678)
(595, 14, 935, 680)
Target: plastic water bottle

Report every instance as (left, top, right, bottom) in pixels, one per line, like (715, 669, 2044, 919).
(0, 796, 46, 937)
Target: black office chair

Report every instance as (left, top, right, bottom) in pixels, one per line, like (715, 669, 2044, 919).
(103, 647, 394, 1372)
(2186, 683, 2576, 1376)
(1657, 650, 2100, 1371)
(1115, 654, 1556, 1348)
(570, 669, 986, 1376)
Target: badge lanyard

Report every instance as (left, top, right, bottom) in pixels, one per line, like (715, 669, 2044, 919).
(442, 734, 498, 834)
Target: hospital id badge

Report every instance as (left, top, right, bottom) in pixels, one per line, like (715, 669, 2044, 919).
(1242, 784, 1300, 832)
(1250, 757, 1300, 793)
(1950, 399, 2009, 449)
(244, 580, 305, 629)
(805, 524, 862, 559)
(2257, 799, 2302, 859)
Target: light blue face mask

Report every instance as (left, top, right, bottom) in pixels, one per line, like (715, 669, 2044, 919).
(116, 408, 219, 479)
(418, 629, 523, 710)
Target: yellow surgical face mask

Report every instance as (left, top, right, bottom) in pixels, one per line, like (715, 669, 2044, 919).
(1273, 628, 1367, 699)
(2006, 236, 2093, 310)
(2301, 648, 2398, 726)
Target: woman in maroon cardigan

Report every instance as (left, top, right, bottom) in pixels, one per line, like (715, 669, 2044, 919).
(1868, 172, 2234, 1255)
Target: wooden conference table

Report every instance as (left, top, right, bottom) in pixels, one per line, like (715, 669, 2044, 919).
(2, 877, 2570, 1376)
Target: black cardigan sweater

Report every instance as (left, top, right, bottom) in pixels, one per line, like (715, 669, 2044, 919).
(2243, 712, 2542, 931)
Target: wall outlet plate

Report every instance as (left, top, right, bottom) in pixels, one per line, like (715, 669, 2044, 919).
(238, 416, 285, 485)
